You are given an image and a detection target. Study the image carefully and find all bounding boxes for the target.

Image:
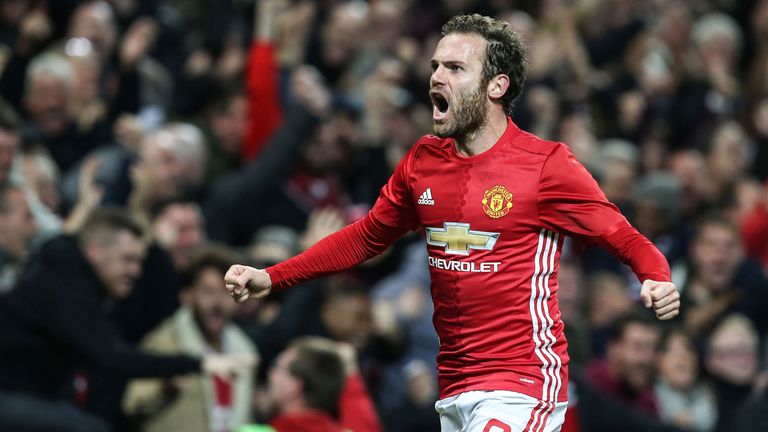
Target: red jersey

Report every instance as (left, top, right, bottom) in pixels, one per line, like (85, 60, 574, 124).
(267, 118, 670, 405)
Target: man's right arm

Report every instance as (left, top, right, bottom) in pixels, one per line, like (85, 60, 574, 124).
(267, 213, 409, 290)
(225, 141, 422, 300)
(225, 212, 411, 301)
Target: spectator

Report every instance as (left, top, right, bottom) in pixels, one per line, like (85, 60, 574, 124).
(0, 208, 253, 432)
(655, 328, 717, 431)
(129, 127, 190, 219)
(22, 51, 92, 173)
(585, 310, 662, 417)
(704, 121, 750, 204)
(678, 213, 768, 337)
(704, 313, 760, 432)
(562, 373, 690, 432)
(124, 246, 257, 432)
(595, 138, 639, 211)
(238, 336, 380, 432)
(150, 198, 206, 272)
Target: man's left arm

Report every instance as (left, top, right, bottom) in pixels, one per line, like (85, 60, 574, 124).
(537, 144, 680, 320)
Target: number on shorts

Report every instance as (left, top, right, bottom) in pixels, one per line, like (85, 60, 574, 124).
(483, 419, 512, 432)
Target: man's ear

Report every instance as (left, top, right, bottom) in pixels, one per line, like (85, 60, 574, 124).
(487, 74, 510, 101)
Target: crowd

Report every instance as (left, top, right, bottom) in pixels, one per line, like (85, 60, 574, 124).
(0, 0, 767, 431)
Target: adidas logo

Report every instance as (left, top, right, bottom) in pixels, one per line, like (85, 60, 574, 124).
(418, 188, 435, 205)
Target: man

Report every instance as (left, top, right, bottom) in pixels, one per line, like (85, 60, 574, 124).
(238, 337, 380, 432)
(151, 198, 207, 271)
(0, 209, 252, 432)
(704, 313, 761, 432)
(225, 14, 679, 432)
(584, 311, 662, 416)
(124, 247, 257, 432)
(680, 213, 768, 337)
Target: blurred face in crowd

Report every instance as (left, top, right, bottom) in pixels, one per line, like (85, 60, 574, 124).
(152, 203, 205, 270)
(658, 1, 691, 49)
(268, 347, 301, 408)
(68, 0, 117, 61)
(707, 122, 748, 186)
(208, 94, 247, 157)
(601, 158, 636, 204)
(322, 291, 373, 349)
(137, 132, 186, 202)
(691, 222, 741, 292)
(24, 72, 72, 138)
(706, 319, 758, 386)
(0, 126, 19, 185)
(20, 153, 60, 213)
(0, 187, 36, 260)
(607, 321, 661, 391)
(84, 230, 146, 299)
(66, 48, 101, 107)
(670, 150, 711, 215)
(322, 2, 368, 67)
(301, 119, 346, 173)
(189, 266, 237, 346)
(658, 331, 699, 391)
(430, 33, 489, 139)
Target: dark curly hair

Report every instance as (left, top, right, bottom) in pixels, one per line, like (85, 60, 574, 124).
(441, 14, 528, 115)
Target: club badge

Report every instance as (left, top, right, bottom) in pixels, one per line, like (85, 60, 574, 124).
(482, 185, 513, 219)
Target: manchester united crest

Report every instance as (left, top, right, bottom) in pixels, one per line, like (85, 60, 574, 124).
(482, 185, 513, 219)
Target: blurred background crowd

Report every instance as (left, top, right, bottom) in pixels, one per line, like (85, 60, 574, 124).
(0, 0, 767, 431)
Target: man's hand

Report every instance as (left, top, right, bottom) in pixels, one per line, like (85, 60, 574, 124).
(640, 280, 680, 320)
(224, 264, 272, 303)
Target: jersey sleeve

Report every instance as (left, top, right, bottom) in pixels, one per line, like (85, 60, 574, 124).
(243, 41, 283, 160)
(266, 214, 409, 290)
(537, 143, 670, 282)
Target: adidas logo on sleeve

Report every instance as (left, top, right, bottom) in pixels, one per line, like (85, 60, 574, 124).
(418, 188, 435, 205)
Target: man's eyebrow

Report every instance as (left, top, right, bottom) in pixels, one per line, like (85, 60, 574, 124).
(430, 59, 467, 67)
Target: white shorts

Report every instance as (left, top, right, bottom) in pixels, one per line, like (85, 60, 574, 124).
(435, 390, 568, 432)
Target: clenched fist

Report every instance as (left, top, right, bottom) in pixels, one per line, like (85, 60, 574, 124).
(640, 280, 680, 320)
(224, 265, 272, 303)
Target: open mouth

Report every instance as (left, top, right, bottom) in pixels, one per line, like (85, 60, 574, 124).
(430, 91, 450, 121)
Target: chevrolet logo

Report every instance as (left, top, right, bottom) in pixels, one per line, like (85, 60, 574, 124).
(426, 222, 500, 255)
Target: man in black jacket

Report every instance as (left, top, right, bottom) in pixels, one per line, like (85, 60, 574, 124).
(0, 208, 251, 432)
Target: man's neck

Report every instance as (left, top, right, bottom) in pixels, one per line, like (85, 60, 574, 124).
(454, 109, 508, 157)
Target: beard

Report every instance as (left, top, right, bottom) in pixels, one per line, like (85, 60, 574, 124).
(433, 81, 489, 139)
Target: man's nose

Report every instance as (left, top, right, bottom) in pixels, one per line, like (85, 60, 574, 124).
(431, 67, 445, 87)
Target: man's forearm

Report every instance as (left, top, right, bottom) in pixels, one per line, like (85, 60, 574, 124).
(266, 214, 408, 290)
(599, 223, 671, 282)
